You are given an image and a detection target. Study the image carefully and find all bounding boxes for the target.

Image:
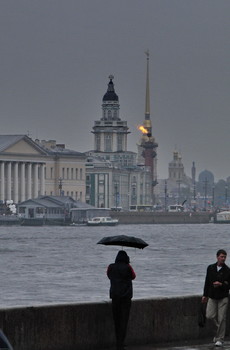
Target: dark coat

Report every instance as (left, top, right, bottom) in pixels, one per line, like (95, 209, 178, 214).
(203, 262, 230, 299)
(107, 251, 136, 299)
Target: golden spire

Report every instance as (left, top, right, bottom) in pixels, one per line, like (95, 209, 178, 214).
(145, 50, 150, 119)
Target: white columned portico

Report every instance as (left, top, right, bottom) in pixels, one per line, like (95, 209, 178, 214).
(40, 164, 45, 195)
(13, 162, 19, 203)
(0, 162, 5, 201)
(33, 164, 39, 198)
(27, 163, 32, 199)
(6, 162, 12, 201)
(20, 163, 25, 202)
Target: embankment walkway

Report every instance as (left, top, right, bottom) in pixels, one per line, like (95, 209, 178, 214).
(126, 340, 230, 349)
(1, 296, 230, 350)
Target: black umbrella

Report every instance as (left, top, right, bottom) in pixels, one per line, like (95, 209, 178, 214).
(97, 235, 148, 249)
(0, 329, 13, 350)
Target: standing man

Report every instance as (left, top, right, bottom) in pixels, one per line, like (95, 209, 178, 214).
(202, 249, 230, 347)
(107, 250, 136, 350)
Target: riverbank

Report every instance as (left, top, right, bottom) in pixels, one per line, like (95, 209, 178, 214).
(111, 211, 212, 224)
(1, 295, 229, 350)
(0, 211, 212, 225)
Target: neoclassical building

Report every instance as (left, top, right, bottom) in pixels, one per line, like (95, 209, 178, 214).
(35, 139, 86, 201)
(85, 74, 153, 209)
(0, 135, 86, 203)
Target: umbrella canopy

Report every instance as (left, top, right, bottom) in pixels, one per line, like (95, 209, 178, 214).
(97, 235, 148, 249)
(0, 329, 13, 350)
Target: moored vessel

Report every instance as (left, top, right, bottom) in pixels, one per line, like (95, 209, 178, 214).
(87, 216, 119, 226)
(214, 211, 230, 223)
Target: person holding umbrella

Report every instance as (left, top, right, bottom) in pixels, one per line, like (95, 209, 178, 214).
(107, 250, 136, 350)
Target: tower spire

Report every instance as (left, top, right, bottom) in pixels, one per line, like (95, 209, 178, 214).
(145, 50, 150, 119)
(143, 50, 152, 135)
(137, 50, 158, 204)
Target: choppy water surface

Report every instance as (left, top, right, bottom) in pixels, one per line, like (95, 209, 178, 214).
(0, 224, 229, 307)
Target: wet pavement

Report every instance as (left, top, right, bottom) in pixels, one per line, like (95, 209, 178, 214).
(104, 339, 230, 350)
(126, 339, 230, 349)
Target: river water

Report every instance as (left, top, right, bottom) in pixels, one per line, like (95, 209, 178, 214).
(0, 223, 229, 308)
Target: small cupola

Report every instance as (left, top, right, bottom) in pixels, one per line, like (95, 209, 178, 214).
(103, 75, 119, 102)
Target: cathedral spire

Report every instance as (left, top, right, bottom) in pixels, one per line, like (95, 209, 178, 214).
(143, 50, 152, 135)
(145, 50, 150, 119)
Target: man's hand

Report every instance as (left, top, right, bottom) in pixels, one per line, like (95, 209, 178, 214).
(201, 296, 208, 303)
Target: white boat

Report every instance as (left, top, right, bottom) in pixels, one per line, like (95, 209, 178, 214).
(215, 211, 230, 223)
(87, 216, 119, 226)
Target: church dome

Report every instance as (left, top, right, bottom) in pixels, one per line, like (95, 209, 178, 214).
(198, 170, 214, 184)
(103, 75, 119, 102)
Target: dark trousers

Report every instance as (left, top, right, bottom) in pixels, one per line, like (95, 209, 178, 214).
(112, 297, 131, 349)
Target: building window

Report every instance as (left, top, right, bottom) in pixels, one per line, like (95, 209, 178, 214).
(62, 168, 65, 179)
(105, 134, 112, 152)
(19, 207, 26, 214)
(67, 168, 69, 179)
(75, 191, 78, 200)
(76, 168, 78, 179)
(71, 168, 73, 179)
(117, 134, 123, 151)
(80, 168, 83, 180)
(50, 168, 53, 179)
(95, 135, 101, 151)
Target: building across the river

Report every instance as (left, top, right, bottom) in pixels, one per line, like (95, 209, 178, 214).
(85, 54, 157, 209)
(0, 135, 86, 203)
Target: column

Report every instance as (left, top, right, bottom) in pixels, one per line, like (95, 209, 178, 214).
(33, 164, 38, 198)
(13, 162, 19, 203)
(104, 173, 108, 208)
(6, 162, 12, 201)
(40, 164, 45, 195)
(27, 163, 32, 199)
(0, 162, 5, 202)
(20, 163, 25, 202)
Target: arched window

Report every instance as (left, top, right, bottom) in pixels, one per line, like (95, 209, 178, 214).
(117, 134, 123, 151)
(108, 110, 112, 120)
(95, 135, 101, 151)
(105, 134, 112, 152)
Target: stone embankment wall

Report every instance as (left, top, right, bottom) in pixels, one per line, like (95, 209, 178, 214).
(0, 295, 228, 350)
(110, 211, 212, 224)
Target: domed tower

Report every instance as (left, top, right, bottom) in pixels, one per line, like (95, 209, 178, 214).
(92, 75, 130, 153)
(168, 151, 186, 181)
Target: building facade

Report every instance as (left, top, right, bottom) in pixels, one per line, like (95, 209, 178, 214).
(36, 139, 86, 201)
(85, 73, 154, 210)
(0, 135, 48, 203)
(86, 157, 152, 209)
(0, 135, 86, 203)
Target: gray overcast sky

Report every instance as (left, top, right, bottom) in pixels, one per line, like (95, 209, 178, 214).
(0, 0, 229, 181)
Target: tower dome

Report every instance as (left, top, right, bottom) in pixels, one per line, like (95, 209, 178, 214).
(103, 75, 118, 102)
(198, 170, 214, 184)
